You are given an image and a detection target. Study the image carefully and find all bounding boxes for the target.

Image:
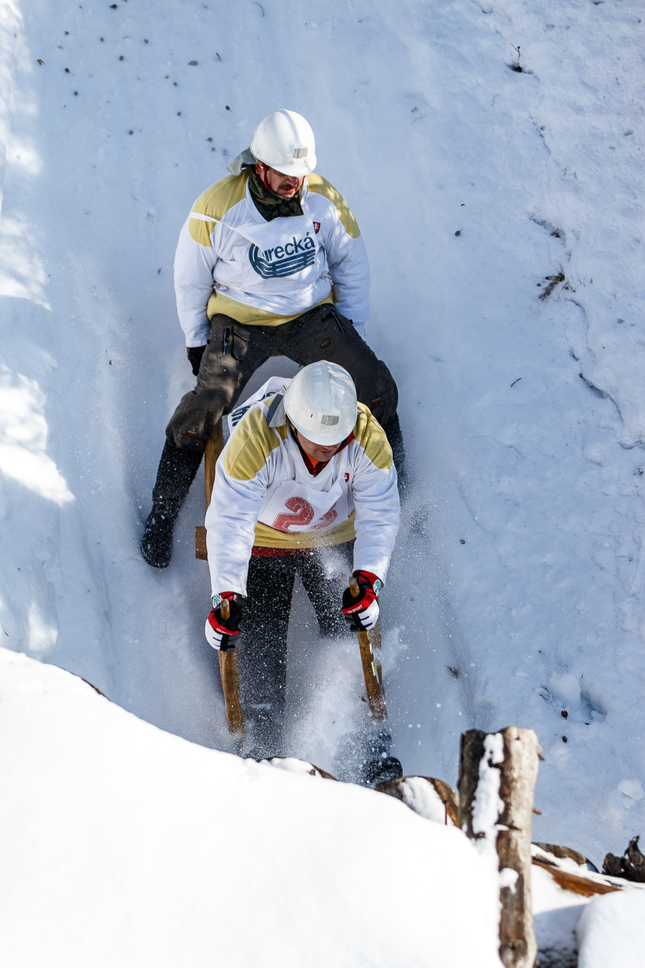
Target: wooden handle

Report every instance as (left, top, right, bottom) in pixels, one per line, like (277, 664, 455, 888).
(197, 423, 225, 561)
(202, 427, 243, 737)
(204, 422, 224, 508)
(348, 575, 387, 721)
(218, 650, 244, 735)
(358, 629, 387, 721)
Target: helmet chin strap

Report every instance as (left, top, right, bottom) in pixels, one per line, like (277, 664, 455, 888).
(289, 420, 346, 460)
(257, 162, 272, 192)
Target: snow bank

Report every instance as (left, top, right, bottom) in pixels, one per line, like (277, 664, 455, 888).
(0, 650, 502, 968)
(577, 890, 645, 968)
(531, 862, 588, 967)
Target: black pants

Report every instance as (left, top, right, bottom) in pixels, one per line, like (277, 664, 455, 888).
(238, 542, 352, 757)
(167, 304, 399, 450)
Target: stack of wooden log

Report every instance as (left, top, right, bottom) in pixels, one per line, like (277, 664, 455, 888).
(262, 725, 639, 968)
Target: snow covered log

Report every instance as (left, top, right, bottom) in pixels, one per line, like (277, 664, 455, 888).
(375, 776, 459, 825)
(458, 727, 540, 968)
(531, 857, 621, 899)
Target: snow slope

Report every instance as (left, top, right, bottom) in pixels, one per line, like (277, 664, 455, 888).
(1, 0, 645, 914)
(0, 649, 503, 968)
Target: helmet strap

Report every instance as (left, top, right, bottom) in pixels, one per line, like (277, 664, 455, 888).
(256, 162, 272, 192)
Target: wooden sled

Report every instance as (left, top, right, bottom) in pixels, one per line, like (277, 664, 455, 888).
(195, 420, 390, 739)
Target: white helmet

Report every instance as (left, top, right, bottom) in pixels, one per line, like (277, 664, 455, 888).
(283, 361, 358, 445)
(250, 109, 317, 177)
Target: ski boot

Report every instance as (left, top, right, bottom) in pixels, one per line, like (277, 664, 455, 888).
(333, 728, 403, 787)
(141, 440, 203, 568)
(364, 752, 404, 786)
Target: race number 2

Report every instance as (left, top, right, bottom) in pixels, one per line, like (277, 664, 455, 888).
(272, 497, 338, 532)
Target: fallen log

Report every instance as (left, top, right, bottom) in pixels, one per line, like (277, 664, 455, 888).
(603, 835, 645, 883)
(375, 776, 459, 826)
(256, 757, 337, 780)
(532, 858, 621, 897)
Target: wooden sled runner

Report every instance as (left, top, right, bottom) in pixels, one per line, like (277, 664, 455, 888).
(194, 421, 223, 562)
(194, 423, 244, 736)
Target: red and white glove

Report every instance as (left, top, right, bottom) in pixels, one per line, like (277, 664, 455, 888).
(205, 592, 242, 651)
(342, 571, 382, 631)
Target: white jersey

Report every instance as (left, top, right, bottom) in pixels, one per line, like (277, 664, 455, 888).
(205, 380, 399, 597)
(174, 171, 370, 346)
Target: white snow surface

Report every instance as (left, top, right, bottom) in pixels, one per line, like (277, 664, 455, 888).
(2, 0, 645, 962)
(577, 891, 645, 968)
(0, 649, 502, 968)
(396, 775, 452, 824)
(532, 862, 589, 968)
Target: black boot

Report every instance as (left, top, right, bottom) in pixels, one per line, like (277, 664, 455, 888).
(141, 440, 203, 568)
(364, 753, 404, 787)
(381, 413, 409, 498)
(332, 727, 403, 787)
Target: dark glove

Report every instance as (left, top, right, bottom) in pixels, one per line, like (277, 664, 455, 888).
(187, 344, 207, 376)
(205, 592, 242, 651)
(342, 571, 382, 631)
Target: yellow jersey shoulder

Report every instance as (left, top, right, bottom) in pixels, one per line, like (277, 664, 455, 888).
(307, 174, 360, 239)
(189, 172, 249, 246)
(353, 404, 392, 470)
(223, 402, 285, 480)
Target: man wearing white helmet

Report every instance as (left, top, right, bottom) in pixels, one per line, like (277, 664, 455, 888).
(141, 109, 404, 569)
(204, 361, 400, 774)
